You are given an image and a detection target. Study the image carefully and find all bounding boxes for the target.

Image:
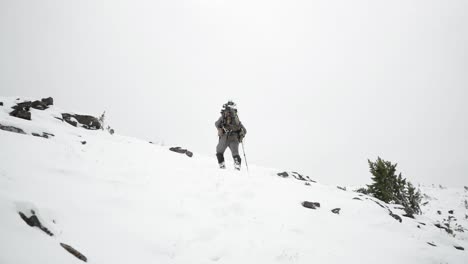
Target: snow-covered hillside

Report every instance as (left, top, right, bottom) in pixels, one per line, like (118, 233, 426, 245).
(0, 96, 467, 264)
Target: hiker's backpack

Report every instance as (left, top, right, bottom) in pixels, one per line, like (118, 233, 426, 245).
(221, 108, 242, 132)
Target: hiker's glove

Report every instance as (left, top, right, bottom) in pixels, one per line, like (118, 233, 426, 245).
(239, 130, 245, 142)
(217, 128, 224, 137)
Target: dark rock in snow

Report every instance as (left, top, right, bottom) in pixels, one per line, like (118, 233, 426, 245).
(352, 197, 362, 201)
(276, 171, 316, 183)
(427, 242, 437, 247)
(60, 243, 87, 262)
(331, 208, 341, 214)
(81, 141, 87, 145)
(418, 222, 426, 226)
(61, 113, 101, 130)
(388, 210, 402, 223)
(448, 210, 454, 214)
(336, 186, 346, 191)
(437, 210, 442, 215)
(464, 186, 468, 191)
(43, 132, 55, 137)
(31, 100, 48, 110)
(18, 211, 53, 236)
(0, 123, 26, 134)
(11, 101, 32, 110)
(302, 201, 320, 209)
(9, 109, 31, 120)
(0, 102, 3, 106)
(32, 132, 53, 139)
(41, 97, 53, 106)
(169, 147, 193, 158)
(454, 245, 464, 251)
(277, 172, 288, 178)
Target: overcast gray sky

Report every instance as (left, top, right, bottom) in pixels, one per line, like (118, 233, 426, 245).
(1, 0, 467, 187)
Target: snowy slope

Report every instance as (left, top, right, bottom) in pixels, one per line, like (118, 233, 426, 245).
(0, 96, 467, 264)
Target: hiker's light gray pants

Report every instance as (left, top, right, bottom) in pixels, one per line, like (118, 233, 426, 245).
(216, 134, 240, 157)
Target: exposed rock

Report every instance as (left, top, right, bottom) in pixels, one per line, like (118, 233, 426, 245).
(437, 210, 441, 215)
(31, 100, 48, 110)
(331, 208, 341, 214)
(0, 124, 26, 134)
(0, 102, 3, 106)
(352, 197, 362, 201)
(169, 147, 193, 158)
(18, 211, 53, 236)
(422, 201, 429, 206)
(448, 210, 454, 214)
(81, 141, 87, 145)
(305, 182, 311, 186)
(418, 222, 426, 226)
(9, 109, 31, 120)
(61, 113, 101, 130)
(464, 186, 468, 191)
(337, 186, 346, 191)
(11, 101, 32, 110)
(277, 172, 288, 178)
(302, 201, 320, 209)
(32, 132, 54, 139)
(389, 211, 402, 223)
(427, 242, 437, 247)
(276, 171, 316, 183)
(60, 243, 87, 262)
(371, 200, 386, 209)
(454, 245, 464, 251)
(41, 97, 53, 106)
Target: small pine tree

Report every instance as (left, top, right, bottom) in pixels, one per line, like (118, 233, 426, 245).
(366, 157, 422, 216)
(406, 182, 421, 215)
(366, 157, 397, 203)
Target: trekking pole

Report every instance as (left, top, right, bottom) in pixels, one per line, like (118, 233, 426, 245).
(241, 141, 249, 172)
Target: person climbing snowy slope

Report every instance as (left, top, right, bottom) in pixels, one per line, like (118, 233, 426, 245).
(215, 101, 247, 170)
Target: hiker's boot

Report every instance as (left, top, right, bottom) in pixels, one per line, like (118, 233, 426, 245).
(216, 153, 226, 169)
(233, 155, 242, 171)
(219, 162, 226, 169)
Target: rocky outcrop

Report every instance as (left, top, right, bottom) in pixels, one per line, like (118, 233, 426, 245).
(41, 97, 53, 106)
(0, 123, 26, 134)
(169, 147, 193, 158)
(10, 102, 32, 120)
(18, 210, 53, 236)
(9, 97, 54, 120)
(61, 113, 101, 130)
(60, 243, 87, 262)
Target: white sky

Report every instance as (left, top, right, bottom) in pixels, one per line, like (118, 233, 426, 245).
(1, 0, 467, 186)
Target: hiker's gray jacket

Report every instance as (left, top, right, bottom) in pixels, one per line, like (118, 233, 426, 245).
(215, 116, 247, 135)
